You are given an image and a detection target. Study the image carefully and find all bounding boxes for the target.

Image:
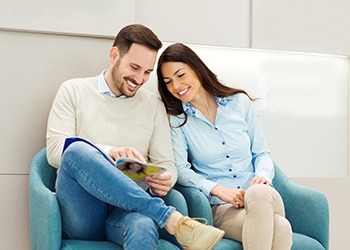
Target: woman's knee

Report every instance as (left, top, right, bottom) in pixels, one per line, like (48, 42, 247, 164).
(245, 184, 273, 203)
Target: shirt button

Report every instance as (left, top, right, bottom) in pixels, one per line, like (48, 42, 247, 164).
(233, 175, 237, 178)
(237, 186, 241, 189)
(229, 169, 232, 172)
(222, 141, 225, 145)
(226, 155, 229, 158)
(214, 127, 218, 130)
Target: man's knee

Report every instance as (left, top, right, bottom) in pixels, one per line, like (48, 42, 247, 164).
(129, 213, 158, 233)
(62, 141, 96, 160)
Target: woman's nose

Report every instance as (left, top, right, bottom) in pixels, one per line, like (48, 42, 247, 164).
(173, 80, 182, 89)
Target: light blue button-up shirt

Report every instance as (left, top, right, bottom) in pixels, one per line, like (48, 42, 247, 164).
(170, 93, 274, 204)
(97, 70, 127, 99)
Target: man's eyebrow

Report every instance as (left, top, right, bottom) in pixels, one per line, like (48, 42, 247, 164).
(130, 63, 153, 72)
(130, 63, 141, 68)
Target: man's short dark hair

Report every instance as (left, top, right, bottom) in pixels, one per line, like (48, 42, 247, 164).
(113, 24, 162, 57)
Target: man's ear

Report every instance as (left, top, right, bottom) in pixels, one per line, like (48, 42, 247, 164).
(110, 46, 120, 64)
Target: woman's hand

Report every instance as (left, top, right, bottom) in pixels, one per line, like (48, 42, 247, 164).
(145, 172, 172, 196)
(210, 185, 245, 208)
(251, 176, 272, 186)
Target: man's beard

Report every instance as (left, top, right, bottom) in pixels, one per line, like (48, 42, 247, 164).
(111, 61, 139, 98)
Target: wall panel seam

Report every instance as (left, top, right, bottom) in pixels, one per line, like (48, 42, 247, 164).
(0, 27, 114, 40)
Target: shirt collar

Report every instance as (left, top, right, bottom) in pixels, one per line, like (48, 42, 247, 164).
(97, 70, 127, 99)
(183, 96, 229, 116)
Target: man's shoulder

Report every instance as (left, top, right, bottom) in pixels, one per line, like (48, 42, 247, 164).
(58, 76, 98, 95)
(61, 76, 97, 88)
(137, 88, 162, 104)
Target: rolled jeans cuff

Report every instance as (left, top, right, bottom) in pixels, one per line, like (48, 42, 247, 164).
(158, 205, 176, 228)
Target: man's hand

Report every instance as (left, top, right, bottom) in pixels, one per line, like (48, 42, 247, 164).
(145, 172, 172, 196)
(109, 147, 146, 163)
(210, 185, 245, 208)
(251, 176, 272, 186)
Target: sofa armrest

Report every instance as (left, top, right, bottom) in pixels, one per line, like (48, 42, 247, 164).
(29, 148, 62, 250)
(273, 166, 329, 249)
(174, 184, 213, 225)
(161, 188, 188, 216)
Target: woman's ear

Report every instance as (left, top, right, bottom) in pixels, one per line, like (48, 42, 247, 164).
(110, 46, 120, 64)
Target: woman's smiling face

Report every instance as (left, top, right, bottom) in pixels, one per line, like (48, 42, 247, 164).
(161, 62, 203, 103)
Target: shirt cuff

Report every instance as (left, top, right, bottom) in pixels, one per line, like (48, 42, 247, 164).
(148, 188, 157, 196)
(197, 178, 218, 197)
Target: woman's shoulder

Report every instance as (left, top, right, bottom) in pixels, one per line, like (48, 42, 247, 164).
(169, 113, 185, 122)
(227, 92, 251, 105)
(169, 113, 187, 128)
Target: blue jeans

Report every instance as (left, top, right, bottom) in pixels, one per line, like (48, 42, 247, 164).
(55, 141, 175, 249)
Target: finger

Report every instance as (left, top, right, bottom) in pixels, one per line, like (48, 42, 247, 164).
(149, 172, 171, 181)
(119, 151, 127, 158)
(124, 148, 134, 158)
(149, 181, 169, 191)
(233, 200, 243, 208)
(131, 150, 146, 163)
(150, 188, 167, 196)
(148, 182, 170, 195)
(236, 190, 245, 199)
(252, 176, 267, 185)
(255, 177, 263, 184)
(251, 177, 258, 185)
(262, 179, 269, 184)
(146, 177, 172, 188)
(258, 178, 269, 185)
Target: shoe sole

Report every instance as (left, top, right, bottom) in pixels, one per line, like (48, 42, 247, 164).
(183, 230, 225, 250)
(206, 230, 225, 250)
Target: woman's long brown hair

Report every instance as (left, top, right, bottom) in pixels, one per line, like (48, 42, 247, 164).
(157, 43, 251, 126)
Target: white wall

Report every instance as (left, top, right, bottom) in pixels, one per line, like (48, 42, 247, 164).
(1, 1, 350, 249)
(187, 45, 348, 178)
(0, 0, 135, 36)
(252, 0, 350, 55)
(133, 0, 350, 56)
(0, 30, 112, 249)
(134, 0, 250, 48)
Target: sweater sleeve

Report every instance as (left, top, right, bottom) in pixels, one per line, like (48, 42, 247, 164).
(147, 101, 178, 186)
(46, 81, 77, 168)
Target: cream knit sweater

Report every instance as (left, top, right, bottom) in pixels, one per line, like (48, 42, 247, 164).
(46, 76, 177, 185)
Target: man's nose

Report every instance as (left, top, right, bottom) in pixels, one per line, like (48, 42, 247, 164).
(135, 72, 149, 85)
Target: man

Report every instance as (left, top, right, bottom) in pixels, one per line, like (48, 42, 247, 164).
(46, 24, 224, 250)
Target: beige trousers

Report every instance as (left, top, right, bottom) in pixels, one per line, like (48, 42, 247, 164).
(211, 184, 292, 250)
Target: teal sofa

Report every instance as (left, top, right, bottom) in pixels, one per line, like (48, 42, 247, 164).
(175, 163, 329, 250)
(29, 148, 187, 250)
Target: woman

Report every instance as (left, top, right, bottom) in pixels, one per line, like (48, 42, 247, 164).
(157, 43, 292, 250)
